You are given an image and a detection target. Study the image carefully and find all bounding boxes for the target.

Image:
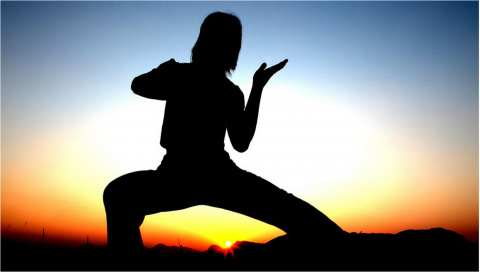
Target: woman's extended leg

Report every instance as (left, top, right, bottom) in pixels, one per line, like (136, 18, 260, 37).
(203, 162, 344, 239)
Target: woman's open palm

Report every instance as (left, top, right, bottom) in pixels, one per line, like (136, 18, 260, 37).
(253, 59, 288, 89)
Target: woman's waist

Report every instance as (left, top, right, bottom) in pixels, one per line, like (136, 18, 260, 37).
(159, 148, 231, 167)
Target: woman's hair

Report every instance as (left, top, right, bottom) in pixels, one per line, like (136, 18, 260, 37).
(191, 12, 242, 76)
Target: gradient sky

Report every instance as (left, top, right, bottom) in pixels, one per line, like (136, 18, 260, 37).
(2, 1, 478, 250)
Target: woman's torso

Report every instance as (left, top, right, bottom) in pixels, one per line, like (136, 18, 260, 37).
(160, 62, 242, 156)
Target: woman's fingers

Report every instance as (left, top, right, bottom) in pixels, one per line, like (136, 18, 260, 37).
(265, 59, 288, 78)
(254, 59, 288, 88)
(267, 59, 288, 74)
(257, 62, 267, 72)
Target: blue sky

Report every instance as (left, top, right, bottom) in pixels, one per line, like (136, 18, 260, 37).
(3, 1, 478, 147)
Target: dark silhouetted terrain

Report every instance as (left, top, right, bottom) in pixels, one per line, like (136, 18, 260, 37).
(2, 228, 478, 270)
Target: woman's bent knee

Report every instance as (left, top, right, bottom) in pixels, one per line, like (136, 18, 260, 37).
(104, 170, 158, 214)
(104, 171, 150, 210)
(104, 173, 149, 228)
(103, 178, 125, 209)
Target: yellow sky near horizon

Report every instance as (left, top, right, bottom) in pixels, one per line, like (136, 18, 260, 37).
(2, 87, 478, 251)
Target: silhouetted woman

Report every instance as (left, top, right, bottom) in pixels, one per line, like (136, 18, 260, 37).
(103, 12, 344, 251)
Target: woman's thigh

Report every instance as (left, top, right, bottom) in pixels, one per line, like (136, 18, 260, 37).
(203, 162, 344, 235)
(104, 169, 204, 216)
(201, 164, 296, 229)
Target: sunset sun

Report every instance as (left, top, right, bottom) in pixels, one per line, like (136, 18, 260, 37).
(226, 241, 231, 248)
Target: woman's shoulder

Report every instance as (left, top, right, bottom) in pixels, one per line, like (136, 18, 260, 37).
(222, 79, 244, 108)
(223, 78, 243, 97)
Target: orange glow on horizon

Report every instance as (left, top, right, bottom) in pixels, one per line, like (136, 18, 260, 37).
(1, 88, 478, 252)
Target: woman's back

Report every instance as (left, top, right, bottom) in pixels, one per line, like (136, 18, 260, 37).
(159, 61, 244, 153)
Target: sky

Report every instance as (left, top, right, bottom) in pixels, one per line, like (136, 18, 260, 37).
(1, 1, 478, 250)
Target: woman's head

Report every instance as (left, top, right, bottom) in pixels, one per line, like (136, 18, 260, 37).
(191, 12, 242, 76)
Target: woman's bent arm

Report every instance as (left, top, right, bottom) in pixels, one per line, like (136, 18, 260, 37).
(228, 59, 288, 152)
(131, 58, 177, 100)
